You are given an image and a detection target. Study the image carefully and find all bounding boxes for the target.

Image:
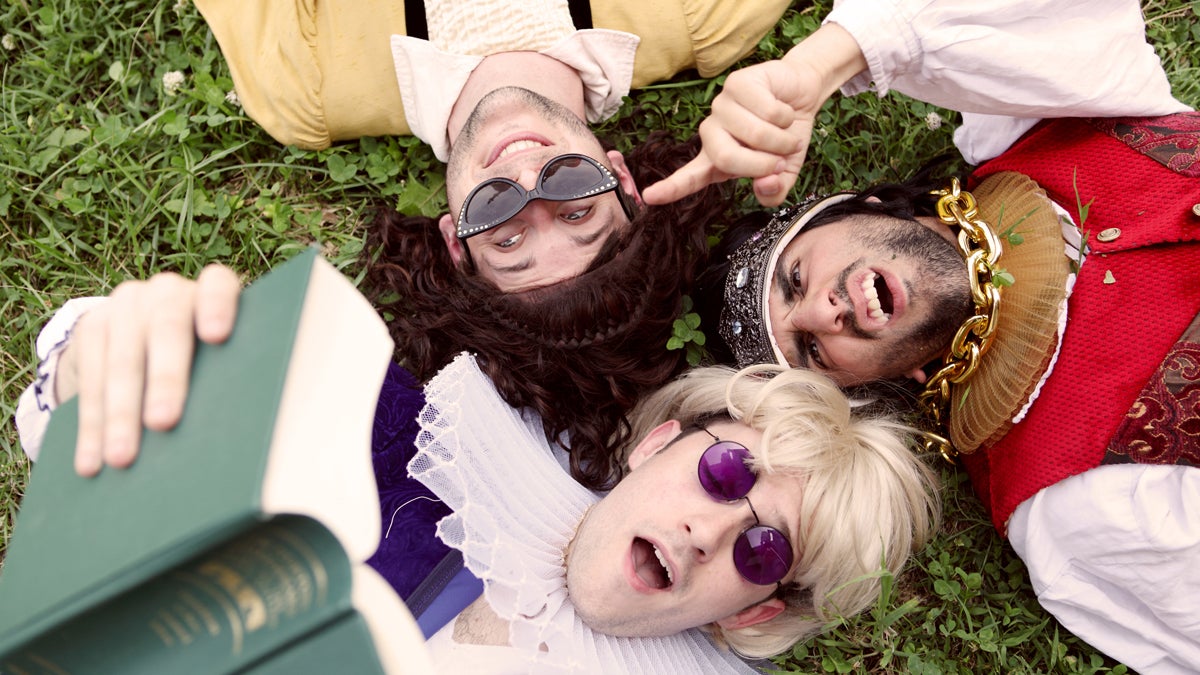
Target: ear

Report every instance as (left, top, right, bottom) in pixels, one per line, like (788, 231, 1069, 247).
(626, 420, 681, 471)
(438, 213, 467, 265)
(716, 597, 786, 631)
(607, 150, 643, 206)
(903, 366, 928, 384)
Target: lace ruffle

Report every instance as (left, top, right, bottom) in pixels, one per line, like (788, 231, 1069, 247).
(410, 353, 757, 674)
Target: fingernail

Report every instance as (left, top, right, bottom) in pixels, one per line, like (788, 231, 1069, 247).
(759, 184, 780, 196)
(105, 434, 135, 467)
(774, 159, 787, 174)
(145, 400, 179, 430)
(75, 445, 101, 476)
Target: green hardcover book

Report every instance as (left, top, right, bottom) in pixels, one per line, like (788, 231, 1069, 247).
(0, 250, 434, 674)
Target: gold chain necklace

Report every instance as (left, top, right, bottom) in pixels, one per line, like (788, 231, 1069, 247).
(916, 179, 1005, 463)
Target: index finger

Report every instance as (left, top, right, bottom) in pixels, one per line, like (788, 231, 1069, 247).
(641, 154, 726, 206)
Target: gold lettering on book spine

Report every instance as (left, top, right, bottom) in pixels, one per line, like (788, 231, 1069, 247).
(153, 520, 331, 657)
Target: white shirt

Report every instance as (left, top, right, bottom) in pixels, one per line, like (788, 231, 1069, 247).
(827, 0, 1190, 163)
(15, 297, 105, 462)
(390, 0, 639, 161)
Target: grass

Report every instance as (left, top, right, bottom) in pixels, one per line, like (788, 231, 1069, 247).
(1, 0, 1197, 671)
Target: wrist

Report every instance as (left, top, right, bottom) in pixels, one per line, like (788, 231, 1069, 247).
(781, 23, 868, 102)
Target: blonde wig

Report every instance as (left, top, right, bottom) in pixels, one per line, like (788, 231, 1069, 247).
(624, 365, 941, 658)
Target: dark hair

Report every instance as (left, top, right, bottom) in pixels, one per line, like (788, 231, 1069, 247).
(362, 132, 731, 489)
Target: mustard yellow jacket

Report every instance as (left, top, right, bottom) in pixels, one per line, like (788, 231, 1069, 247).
(194, 0, 790, 149)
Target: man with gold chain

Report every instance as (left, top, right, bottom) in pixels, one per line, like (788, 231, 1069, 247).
(647, 0, 1199, 671)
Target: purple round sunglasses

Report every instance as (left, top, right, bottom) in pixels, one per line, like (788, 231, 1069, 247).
(695, 425, 795, 587)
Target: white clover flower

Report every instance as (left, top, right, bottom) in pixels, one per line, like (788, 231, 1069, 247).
(924, 111, 943, 131)
(173, 0, 190, 14)
(162, 70, 185, 95)
(224, 89, 241, 107)
(2, 34, 16, 51)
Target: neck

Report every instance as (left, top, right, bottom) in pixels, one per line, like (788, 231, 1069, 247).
(915, 215, 957, 245)
(448, 52, 587, 144)
(561, 503, 595, 576)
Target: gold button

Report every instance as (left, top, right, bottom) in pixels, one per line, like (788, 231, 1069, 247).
(1097, 227, 1121, 242)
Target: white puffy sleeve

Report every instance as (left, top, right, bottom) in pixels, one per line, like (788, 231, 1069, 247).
(15, 297, 106, 461)
(826, 0, 1190, 163)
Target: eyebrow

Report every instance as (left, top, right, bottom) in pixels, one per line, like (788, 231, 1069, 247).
(569, 219, 610, 247)
(572, 196, 626, 247)
(773, 255, 795, 303)
(488, 206, 620, 278)
(490, 257, 534, 274)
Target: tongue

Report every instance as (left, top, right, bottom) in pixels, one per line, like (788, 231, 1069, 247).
(632, 538, 669, 589)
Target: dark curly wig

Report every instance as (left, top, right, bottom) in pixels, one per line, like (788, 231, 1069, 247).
(362, 131, 731, 489)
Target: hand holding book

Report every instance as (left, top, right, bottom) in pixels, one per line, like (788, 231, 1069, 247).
(54, 264, 242, 476)
(1, 250, 434, 673)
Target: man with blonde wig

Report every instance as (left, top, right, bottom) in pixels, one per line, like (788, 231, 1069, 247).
(17, 276, 939, 670)
(412, 354, 940, 668)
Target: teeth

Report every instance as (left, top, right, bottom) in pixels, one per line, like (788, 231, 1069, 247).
(861, 272, 879, 301)
(653, 545, 673, 585)
(498, 139, 544, 159)
(861, 272, 890, 322)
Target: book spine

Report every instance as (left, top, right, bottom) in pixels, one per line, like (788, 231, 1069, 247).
(1, 516, 361, 674)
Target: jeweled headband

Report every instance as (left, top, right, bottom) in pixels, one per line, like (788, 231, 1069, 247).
(719, 193, 856, 368)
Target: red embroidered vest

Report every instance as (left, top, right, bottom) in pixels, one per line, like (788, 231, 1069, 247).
(961, 114, 1200, 534)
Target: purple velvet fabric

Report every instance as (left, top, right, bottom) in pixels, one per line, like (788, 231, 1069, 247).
(366, 362, 454, 601)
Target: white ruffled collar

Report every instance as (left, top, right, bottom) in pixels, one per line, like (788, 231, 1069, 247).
(410, 353, 758, 674)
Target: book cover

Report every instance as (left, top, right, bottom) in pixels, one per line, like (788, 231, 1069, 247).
(0, 250, 434, 674)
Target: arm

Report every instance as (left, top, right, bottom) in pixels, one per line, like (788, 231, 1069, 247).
(642, 23, 867, 207)
(644, 0, 1187, 206)
(831, 0, 1188, 163)
(15, 297, 107, 462)
(831, 0, 1184, 119)
(15, 265, 241, 476)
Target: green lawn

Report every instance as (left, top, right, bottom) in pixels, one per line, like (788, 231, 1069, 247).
(2, 0, 1197, 671)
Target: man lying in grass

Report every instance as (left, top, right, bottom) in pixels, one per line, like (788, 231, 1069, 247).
(194, 0, 788, 291)
(192, 0, 775, 502)
(649, 1, 1200, 671)
(14, 265, 938, 672)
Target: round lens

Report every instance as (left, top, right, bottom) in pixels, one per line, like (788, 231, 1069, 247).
(465, 181, 525, 230)
(697, 441, 756, 501)
(540, 156, 608, 198)
(733, 526, 794, 585)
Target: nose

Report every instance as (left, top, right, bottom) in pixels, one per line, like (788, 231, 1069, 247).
(506, 166, 558, 225)
(682, 501, 753, 564)
(516, 166, 541, 191)
(787, 288, 847, 335)
(509, 197, 557, 228)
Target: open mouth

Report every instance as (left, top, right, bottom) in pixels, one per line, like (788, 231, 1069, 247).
(486, 134, 551, 167)
(497, 139, 544, 160)
(861, 270, 895, 322)
(631, 537, 673, 590)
